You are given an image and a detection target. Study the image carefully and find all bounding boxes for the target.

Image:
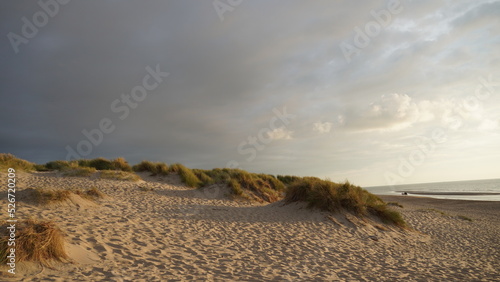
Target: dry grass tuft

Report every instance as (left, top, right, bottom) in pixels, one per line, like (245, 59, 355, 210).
(29, 187, 104, 205)
(74, 187, 105, 200)
(61, 166, 96, 177)
(0, 153, 35, 171)
(285, 177, 406, 227)
(169, 164, 202, 188)
(203, 168, 285, 202)
(99, 170, 141, 182)
(0, 219, 69, 266)
(31, 189, 73, 205)
(133, 161, 169, 176)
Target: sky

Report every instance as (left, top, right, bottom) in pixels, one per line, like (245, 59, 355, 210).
(1, 0, 499, 187)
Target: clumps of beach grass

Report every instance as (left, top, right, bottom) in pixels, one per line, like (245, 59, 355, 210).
(169, 164, 203, 188)
(133, 160, 169, 176)
(277, 175, 302, 185)
(62, 166, 96, 177)
(0, 153, 35, 171)
(99, 170, 141, 182)
(30, 187, 104, 205)
(31, 189, 73, 205)
(154, 164, 286, 202)
(77, 157, 132, 171)
(74, 187, 105, 200)
(192, 169, 215, 186)
(44, 160, 73, 171)
(202, 169, 285, 202)
(0, 219, 68, 266)
(285, 177, 406, 227)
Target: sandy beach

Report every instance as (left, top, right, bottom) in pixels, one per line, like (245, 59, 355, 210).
(1, 171, 499, 281)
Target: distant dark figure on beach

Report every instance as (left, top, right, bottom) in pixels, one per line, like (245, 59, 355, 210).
(402, 192, 408, 195)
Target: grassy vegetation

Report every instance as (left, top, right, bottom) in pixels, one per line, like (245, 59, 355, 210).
(45, 160, 73, 171)
(78, 157, 133, 171)
(132, 160, 169, 175)
(170, 163, 203, 188)
(202, 169, 285, 202)
(0, 219, 68, 266)
(99, 170, 141, 182)
(0, 153, 35, 171)
(31, 189, 73, 205)
(285, 177, 406, 227)
(1, 154, 406, 226)
(30, 187, 104, 205)
(74, 187, 105, 200)
(61, 166, 96, 177)
(277, 174, 302, 185)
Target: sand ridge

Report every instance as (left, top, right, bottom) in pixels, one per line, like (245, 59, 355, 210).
(0, 172, 498, 281)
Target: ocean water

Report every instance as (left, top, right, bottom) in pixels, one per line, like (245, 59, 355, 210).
(364, 178, 500, 201)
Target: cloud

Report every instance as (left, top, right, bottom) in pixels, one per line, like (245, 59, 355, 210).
(1, 1, 499, 186)
(344, 93, 420, 132)
(267, 127, 293, 140)
(478, 119, 499, 132)
(313, 122, 333, 134)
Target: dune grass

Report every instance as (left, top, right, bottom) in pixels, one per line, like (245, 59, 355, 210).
(44, 160, 73, 171)
(277, 174, 302, 185)
(99, 170, 141, 182)
(31, 189, 73, 205)
(202, 168, 285, 202)
(169, 163, 202, 188)
(132, 160, 169, 176)
(0, 219, 68, 266)
(0, 153, 35, 171)
(61, 166, 96, 177)
(74, 187, 105, 200)
(285, 177, 406, 227)
(31, 187, 104, 205)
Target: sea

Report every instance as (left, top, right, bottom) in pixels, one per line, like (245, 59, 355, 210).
(364, 178, 500, 201)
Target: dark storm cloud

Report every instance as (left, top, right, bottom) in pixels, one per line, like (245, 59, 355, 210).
(1, 1, 499, 185)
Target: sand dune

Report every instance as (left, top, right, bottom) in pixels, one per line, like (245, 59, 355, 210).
(1, 172, 498, 281)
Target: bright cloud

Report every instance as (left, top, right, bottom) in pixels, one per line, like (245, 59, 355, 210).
(313, 122, 333, 134)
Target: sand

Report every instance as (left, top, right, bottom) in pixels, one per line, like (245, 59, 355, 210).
(1, 171, 499, 281)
